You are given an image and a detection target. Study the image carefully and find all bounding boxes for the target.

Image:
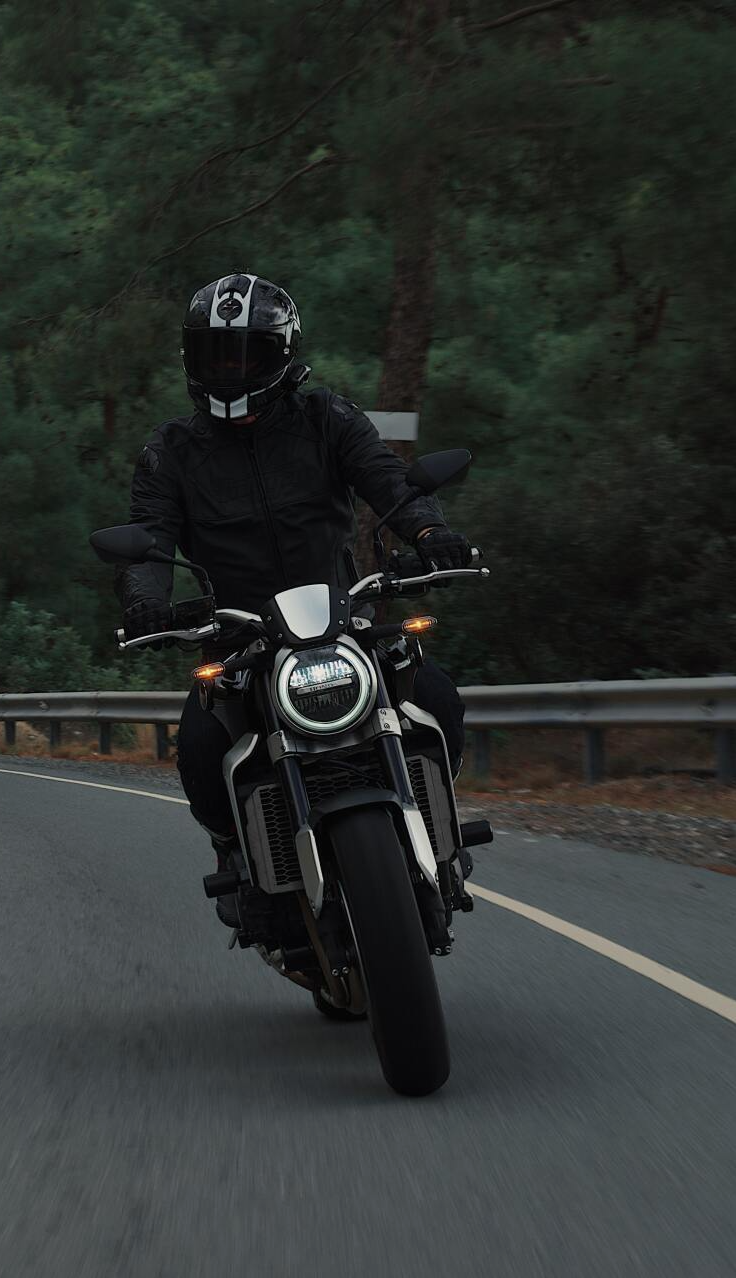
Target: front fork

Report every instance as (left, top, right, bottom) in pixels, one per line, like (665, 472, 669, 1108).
(254, 664, 452, 955)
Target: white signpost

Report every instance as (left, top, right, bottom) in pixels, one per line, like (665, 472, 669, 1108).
(365, 411, 419, 442)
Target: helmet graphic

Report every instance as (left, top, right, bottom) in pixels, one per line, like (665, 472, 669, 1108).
(182, 272, 302, 420)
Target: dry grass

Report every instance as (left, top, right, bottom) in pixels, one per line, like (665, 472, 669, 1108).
(457, 725, 736, 819)
(3, 722, 735, 818)
(0, 721, 177, 768)
(458, 775, 736, 821)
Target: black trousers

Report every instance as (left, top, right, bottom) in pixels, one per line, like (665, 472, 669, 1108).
(176, 657, 465, 838)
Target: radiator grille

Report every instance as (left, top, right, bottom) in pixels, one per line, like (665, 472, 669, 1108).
(255, 782, 300, 888)
(407, 756, 438, 853)
(243, 754, 438, 891)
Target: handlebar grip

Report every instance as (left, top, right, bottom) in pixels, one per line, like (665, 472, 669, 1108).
(114, 628, 126, 642)
(388, 549, 425, 576)
(469, 546, 483, 564)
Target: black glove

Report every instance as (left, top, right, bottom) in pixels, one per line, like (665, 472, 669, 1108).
(123, 598, 174, 648)
(415, 527, 472, 572)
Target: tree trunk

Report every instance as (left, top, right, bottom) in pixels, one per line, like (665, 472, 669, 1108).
(376, 160, 439, 418)
(103, 394, 115, 440)
(354, 157, 439, 576)
(354, 0, 442, 575)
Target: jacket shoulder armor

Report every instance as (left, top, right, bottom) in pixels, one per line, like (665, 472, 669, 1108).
(296, 386, 331, 419)
(155, 414, 202, 449)
(330, 392, 362, 420)
(299, 387, 365, 429)
(136, 414, 199, 467)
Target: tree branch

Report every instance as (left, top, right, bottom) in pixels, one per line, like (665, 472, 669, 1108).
(560, 74, 614, 86)
(467, 121, 568, 137)
(467, 0, 579, 35)
(146, 62, 362, 225)
(93, 155, 340, 318)
(342, 0, 394, 45)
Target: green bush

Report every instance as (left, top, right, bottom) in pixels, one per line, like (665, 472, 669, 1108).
(0, 600, 190, 692)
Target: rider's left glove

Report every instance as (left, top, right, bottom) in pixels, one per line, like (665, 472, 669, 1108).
(123, 597, 174, 649)
(415, 527, 472, 572)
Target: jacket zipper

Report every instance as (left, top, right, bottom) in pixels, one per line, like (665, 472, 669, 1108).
(245, 432, 288, 591)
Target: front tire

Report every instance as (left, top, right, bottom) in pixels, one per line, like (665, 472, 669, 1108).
(329, 807, 450, 1096)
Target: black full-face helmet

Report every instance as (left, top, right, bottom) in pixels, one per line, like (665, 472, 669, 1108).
(182, 273, 303, 420)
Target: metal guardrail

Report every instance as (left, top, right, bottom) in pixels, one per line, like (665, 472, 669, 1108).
(1, 678, 736, 782)
(462, 677, 736, 783)
(0, 691, 186, 759)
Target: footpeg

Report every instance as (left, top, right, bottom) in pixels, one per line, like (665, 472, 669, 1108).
(203, 870, 240, 898)
(459, 819, 493, 847)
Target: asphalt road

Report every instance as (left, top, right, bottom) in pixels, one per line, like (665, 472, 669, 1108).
(1, 759, 735, 1278)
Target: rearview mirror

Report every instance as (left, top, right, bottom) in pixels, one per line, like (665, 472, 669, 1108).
(89, 525, 167, 565)
(406, 449, 472, 495)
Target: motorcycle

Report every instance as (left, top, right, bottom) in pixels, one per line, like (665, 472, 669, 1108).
(90, 448, 491, 1096)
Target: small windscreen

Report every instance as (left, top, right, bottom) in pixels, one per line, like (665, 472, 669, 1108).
(183, 329, 285, 387)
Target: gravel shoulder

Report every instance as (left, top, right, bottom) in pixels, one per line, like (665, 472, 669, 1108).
(458, 793, 736, 871)
(3, 752, 735, 873)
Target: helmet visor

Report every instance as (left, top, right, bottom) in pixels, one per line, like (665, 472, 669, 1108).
(183, 328, 286, 388)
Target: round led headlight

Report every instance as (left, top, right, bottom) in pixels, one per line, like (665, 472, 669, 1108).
(274, 643, 376, 735)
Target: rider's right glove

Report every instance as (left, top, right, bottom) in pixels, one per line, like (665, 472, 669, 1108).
(415, 527, 473, 572)
(123, 598, 174, 649)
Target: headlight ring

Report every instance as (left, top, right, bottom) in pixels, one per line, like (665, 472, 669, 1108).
(273, 642, 376, 735)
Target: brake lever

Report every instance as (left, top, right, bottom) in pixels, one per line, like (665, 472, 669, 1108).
(116, 622, 220, 651)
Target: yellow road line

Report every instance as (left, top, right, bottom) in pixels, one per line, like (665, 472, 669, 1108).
(3, 765, 735, 1025)
(468, 882, 736, 1027)
(0, 766, 189, 804)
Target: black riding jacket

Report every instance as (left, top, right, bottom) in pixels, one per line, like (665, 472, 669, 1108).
(115, 387, 444, 652)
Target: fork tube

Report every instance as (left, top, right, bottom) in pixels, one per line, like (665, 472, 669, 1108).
(254, 672, 311, 831)
(372, 657, 416, 806)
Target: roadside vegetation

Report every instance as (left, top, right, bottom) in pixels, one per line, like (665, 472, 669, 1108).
(1, 2, 734, 692)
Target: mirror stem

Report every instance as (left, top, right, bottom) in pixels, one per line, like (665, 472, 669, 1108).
(372, 487, 421, 567)
(152, 549, 214, 598)
(177, 560, 214, 598)
(373, 486, 423, 545)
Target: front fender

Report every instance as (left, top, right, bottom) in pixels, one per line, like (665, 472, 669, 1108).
(307, 788, 439, 905)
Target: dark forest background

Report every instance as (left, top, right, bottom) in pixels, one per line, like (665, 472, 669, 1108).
(1, 0, 734, 692)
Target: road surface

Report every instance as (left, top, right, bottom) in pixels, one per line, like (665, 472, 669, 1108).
(1, 759, 734, 1277)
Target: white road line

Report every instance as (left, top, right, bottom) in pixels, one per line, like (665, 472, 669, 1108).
(0, 766, 189, 804)
(3, 765, 735, 1026)
(468, 883, 736, 1027)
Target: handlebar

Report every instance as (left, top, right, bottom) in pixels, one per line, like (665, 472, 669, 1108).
(349, 548, 488, 600)
(116, 605, 267, 650)
(116, 555, 488, 649)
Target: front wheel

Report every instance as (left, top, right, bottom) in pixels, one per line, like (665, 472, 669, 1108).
(329, 807, 450, 1096)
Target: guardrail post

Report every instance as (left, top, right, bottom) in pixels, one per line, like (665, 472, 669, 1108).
(49, 721, 61, 750)
(583, 727, 606, 783)
(472, 728, 491, 780)
(155, 724, 169, 761)
(4, 721, 16, 747)
(715, 727, 736, 785)
(99, 722, 112, 755)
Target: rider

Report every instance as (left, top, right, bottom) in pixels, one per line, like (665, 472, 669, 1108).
(115, 272, 473, 923)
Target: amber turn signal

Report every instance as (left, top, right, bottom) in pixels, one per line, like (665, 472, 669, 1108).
(192, 662, 225, 680)
(402, 616, 437, 635)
